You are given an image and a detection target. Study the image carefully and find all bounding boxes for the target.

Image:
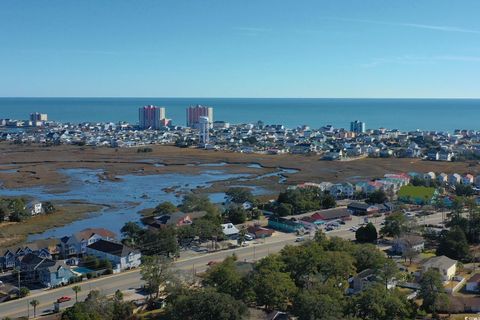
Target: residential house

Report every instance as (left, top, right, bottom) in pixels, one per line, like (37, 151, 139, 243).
(466, 273, 480, 293)
(448, 173, 462, 185)
(392, 235, 425, 254)
(38, 261, 76, 288)
(347, 202, 379, 216)
(17, 253, 74, 287)
(475, 175, 480, 187)
(422, 255, 457, 281)
(463, 174, 474, 185)
(0, 249, 16, 270)
(221, 223, 240, 238)
(424, 172, 436, 180)
(86, 239, 141, 272)
(438, 150, 453, 161)
(143, 211, 206, 231)
(437, 173, 448, 184)
(27, 201, 43, 216)
(350, 268, 396, 294)
(246, 225, 274, 239)
(60, 228, 116, 257)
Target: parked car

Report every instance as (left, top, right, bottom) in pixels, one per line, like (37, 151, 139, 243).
(295, 236, 305, 242)
(57, 296, 72, 303)
(206, 261, 218, 267)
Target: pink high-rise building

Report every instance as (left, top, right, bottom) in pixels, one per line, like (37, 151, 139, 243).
(186, 105, 213, 128)
(139, 105, 166, 129)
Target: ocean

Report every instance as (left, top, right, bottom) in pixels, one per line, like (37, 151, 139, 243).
(0, 97, 479, 132)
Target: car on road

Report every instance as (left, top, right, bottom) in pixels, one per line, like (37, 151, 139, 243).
(295, 236, 305, 242)
(57, 296, 72, 303)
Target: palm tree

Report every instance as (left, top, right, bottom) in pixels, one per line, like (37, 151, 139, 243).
(72, 285, 81, 302)
(30, 299, 39, 318)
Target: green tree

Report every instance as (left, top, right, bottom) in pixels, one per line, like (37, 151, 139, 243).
(253, 270, 297, 311)
(120, 221, 144, 246)
(292, 284, 345, 320)
(321, 194, 337, 209)
(225, 205, 247, 224)
(276, 203, 293, 216)
(225, 187, 255, 204)
(43, 201, 56, 214)
(203, 256, 243, 298)
(140, 227, 179, 257)
(355, 223, 378, 243)
(19, 287, 29, 298)
(72, 285, 81, 302)
(8, 198, 28, 222)
(181, 194, 219, 215)
(419, 269, 448, 315)
(366, 189, 388, 204)
(352, 244, 387, 272)
(140, 255, 172, 300)
(436, 226, 470, 261)
(380, 212, 408, 238)
(30, 299, 39, 318)
(166, 289, 247, 320)
(350, 284, 415, 320)
(153, 201, 178, 215)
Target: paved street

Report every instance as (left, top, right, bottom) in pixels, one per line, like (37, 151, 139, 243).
(0, 211, 445, 318)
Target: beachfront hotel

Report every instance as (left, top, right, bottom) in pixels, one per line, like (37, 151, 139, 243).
(138, 105, 166, 130)
(186, 105, 213, 129)
(350, 120, 366, 134)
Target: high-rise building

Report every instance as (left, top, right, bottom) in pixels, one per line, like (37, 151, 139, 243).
(350, 120, 366, 134)
(29, 112, 48, 126)
(199, 116, 210, 145)
(30, 112, 48, 122)
(139, 105, 166, 129)
(186, 105, 213, 128)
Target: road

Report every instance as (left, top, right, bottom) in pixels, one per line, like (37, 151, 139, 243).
(0, 211, 445, 318)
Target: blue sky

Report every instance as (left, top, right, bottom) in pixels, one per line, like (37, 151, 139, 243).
(1, 0, 480, 98)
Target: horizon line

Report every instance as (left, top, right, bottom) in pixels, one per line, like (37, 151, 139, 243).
(2, 96, 480, 100)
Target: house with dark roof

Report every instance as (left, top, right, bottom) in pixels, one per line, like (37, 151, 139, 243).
(86, 239, 141, 272)
(143, 211, 206, 230)
(18, 253, 75, 287)
(347, 202, 379, 216)
(60, 228, 116, 257)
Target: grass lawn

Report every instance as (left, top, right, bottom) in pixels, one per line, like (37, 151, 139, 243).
(398, 185, 436, 203)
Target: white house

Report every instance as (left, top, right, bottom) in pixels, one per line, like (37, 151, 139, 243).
(86, 239, 141, 273)
(424, 172, 436, 180)
(60, 228, 116, 257)
(221, 223, 240, 238)
(27, 201, 43, 216)
(422, 255, 457, 281)
(393, 235, 425, 254)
